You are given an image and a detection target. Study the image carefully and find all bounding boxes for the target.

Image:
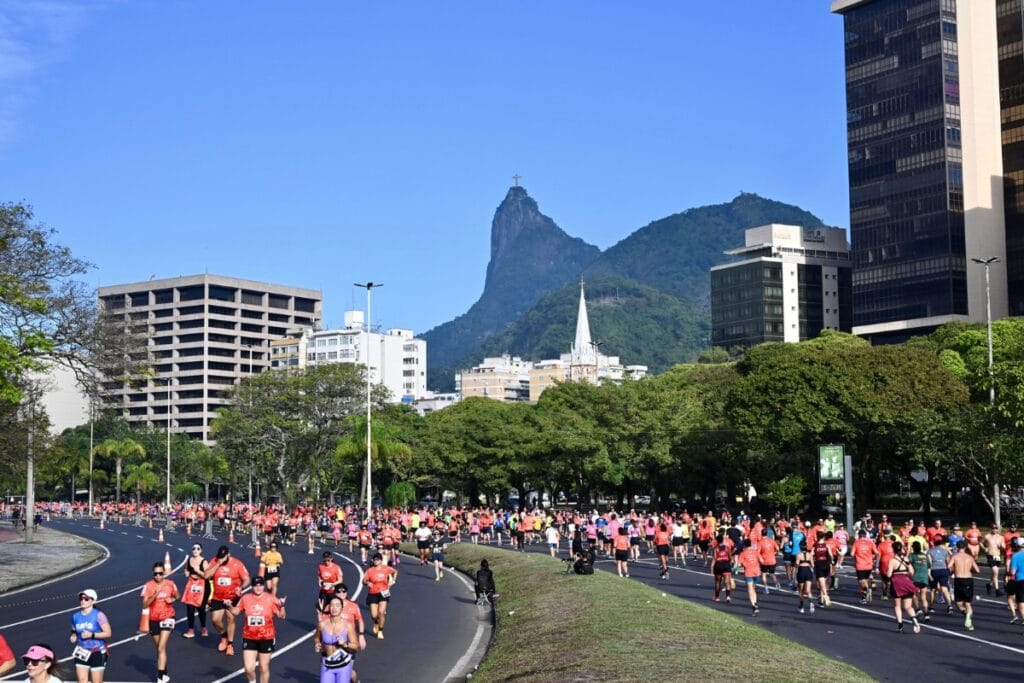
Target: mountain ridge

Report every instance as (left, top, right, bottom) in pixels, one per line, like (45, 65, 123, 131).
(423, 188, 828, 391)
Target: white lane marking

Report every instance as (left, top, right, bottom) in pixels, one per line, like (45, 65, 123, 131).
(624, 556, 1024, 655)
(208, 547, 366, 683)
(0, 534, 110, 598)
(0, 547, 187, 630)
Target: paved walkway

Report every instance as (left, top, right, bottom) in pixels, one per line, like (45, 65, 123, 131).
(0, 522, 105, 593)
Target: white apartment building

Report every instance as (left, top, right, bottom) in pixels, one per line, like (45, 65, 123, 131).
(269, 310, 427, 403)
(456, 354, 532, 402)
(98, 274, 322, 442)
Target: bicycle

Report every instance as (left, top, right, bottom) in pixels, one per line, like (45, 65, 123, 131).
(476, 590, 499, 607)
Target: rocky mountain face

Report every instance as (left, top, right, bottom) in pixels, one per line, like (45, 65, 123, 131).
(424, 188, 828, 391)
(421, 186, 601, 385)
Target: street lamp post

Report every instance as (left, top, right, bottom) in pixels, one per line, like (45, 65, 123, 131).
(354, 282, 381, 516)
(165, 377, 172, 508)
(972, 256, 1000, 529)
(87, 397, 94, 517)
(246, 343, 253, 510)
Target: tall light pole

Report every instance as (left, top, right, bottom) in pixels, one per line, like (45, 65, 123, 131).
(246, 343, 253, 510)
(354, 282, 381, 515)
(24, 385, 38, 543)
(165, 377, 172, 508)
(87, 396, 94, 516)
(972, 256, 1000, 528)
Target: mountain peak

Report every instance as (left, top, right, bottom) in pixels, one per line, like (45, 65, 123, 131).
(490, 185, 541, 266)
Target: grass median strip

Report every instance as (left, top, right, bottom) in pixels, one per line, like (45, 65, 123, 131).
(413, 543, 871, 683)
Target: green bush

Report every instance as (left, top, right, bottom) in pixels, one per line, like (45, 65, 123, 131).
(385, 481, 416, 507)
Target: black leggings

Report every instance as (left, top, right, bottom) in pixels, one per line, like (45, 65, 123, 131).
(187, 604, 207, 629)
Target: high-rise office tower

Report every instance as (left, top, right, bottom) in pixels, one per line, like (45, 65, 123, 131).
(1000, 0, 1024, 312)
(832, 0, 1009, 342)
(98, 274, 322, 442)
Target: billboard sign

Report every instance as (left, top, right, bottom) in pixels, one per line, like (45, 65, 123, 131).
(819, 444, 845, 494)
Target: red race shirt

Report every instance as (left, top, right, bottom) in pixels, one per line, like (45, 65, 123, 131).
(318, 562, 343, 593)
(341, 599, 363, 629)
(364, 566, 396, 595)
(142, 579, 178, 622)
(237, 592, 282, 640)
(210, 557, 249, 601)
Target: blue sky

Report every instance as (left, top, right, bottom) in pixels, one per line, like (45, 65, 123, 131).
(0, 1, 849, 334)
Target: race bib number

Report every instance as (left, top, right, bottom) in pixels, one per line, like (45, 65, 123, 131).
(379, 589, 391, 599)
(216, 577, 232, 587)
(247, 615, 265, 627)
(189, 584, 203, 593)
(73, 646, 91, 662)
(159, 618, 175, 629)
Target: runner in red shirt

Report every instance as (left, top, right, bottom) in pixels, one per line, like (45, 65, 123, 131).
(739, 541, 762, 615)
(362, 553, 397, 639)
(142, 561, 179, 683)
(204, 545, 251, 657)
(357, 525, 374, 565)
(230, 576, 286, 683)
(316, 552, 344, 616)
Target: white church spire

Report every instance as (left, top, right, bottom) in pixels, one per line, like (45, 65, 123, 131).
(571, 279, 596, 366)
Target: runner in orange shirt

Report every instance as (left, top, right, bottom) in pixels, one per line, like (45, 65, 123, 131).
(758, 533, 780, 593)
(739, 541, 762, 616)
(877, 535, 896, 600)
(142, 561, 179, 683)
(654, 523, 672, 579)
(203, 545, 251, 657)
(613, 527, 631, 578)
(356, 525, 374, 565)
(230, 576, 285, 683)
(362, 553, 397, 639)
(851, 530, 879, 603)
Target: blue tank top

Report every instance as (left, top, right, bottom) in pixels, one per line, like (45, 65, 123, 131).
(72, 609, 108, 651)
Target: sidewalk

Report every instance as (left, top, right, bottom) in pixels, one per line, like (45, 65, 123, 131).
(0, 523, 105, 593)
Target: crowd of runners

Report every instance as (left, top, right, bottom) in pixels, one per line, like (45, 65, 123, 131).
(3, 500, 1024, 681)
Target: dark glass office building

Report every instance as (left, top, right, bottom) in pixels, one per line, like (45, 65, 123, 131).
(833, 0, 1009, 342)
(1000, 0, 1024, 313)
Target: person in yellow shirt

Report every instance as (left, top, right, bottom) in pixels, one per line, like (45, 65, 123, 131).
(259, 541, 284, 595)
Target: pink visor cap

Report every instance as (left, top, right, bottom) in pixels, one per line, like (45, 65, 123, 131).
(22, 645, 54, 661)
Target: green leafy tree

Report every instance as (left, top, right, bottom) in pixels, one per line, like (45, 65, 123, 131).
(92, 437, 145, 502)
(123, 461, 160, 503)
(761, 475, 806, 517)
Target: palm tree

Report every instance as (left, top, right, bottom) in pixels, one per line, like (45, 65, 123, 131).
(334, 415, 413, 506)
(123, 461, 160, 504)
(92, 437, 145, 502)
(195, 446, 229, 503)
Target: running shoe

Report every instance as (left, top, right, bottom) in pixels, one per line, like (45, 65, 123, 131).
(217, 637, 227, 652)
(225, 644, 234, 656)
(435, 575, 441, 582)
(799, 607, 805, 614)
(965, 616, 974, 631)
(725, 595, 731, 603)
(183, 629, 195, 639)
(924, 614, 930, 622)
(624, 574, 630, 578)
(712, 596, 720, 602)
(440, 571, 444, 578)
(897, 623, 904, 633)
(912, 618, 921, 634)
(860, 598, 868, 605)
(200, 628, 208, 637)
(377, 630, 384, 640)
(752, 605, 759, 616)
(866, 588, 873, 603)
(824, 595, 831, 607)
(373, 624, 379, 635)
(809, 602, 815, 614)
(946, 605, 953, 615)
(1011, 617, 1021, 625)
(764, 584, 770, 595)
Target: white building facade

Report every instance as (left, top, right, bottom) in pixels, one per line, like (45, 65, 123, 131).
(270, 310, 427, 403)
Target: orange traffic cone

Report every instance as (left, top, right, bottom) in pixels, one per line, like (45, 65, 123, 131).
(163, 551, 171, 574)
(148, 518, 153, 529)
(138, 607, 150, 633)
(158, 528, 164, 543)
(229, 528, 235, 544)
(254, 540, 261, 558)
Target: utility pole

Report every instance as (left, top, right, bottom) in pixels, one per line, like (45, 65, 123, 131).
(972, 256, 1000, 528)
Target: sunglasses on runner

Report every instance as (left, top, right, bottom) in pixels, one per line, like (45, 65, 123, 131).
(23, 658, 45, 666)
(79, 595, 94, 602)
(153, 572, 164, 577)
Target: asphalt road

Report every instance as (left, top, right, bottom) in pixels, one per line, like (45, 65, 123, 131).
(502, 540, 1024, 682)
(0, 519, 487, 683)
